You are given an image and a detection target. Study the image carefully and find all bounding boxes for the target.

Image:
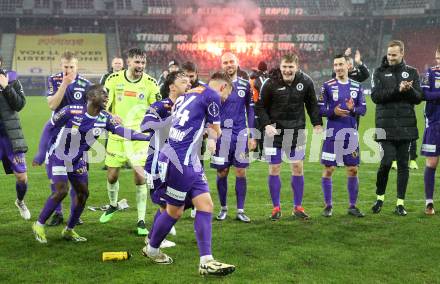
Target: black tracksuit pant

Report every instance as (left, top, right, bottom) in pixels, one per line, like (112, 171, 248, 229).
(376, 140, 411, 199)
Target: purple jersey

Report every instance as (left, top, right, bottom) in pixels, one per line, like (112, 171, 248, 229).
(421, 66, 440, 127)
(141, 97, 174, 176)
(219, 78, 255, 137)
(46, 73, 91, 112)
(318, 78, 366, 140)
(48, 105, 149, 164)
(162, 85, 221, 168)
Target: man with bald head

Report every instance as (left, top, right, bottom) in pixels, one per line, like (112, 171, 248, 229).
(210, 52, 256, 222)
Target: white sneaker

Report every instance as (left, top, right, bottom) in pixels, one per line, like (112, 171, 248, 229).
(15, 199, 31, 220)
(169, 225, 177, 236)
(190, 209, 196, 218)
(142, 246, 173, 264)
(199, 260, 235, 276)
(145, 237, 176, 249)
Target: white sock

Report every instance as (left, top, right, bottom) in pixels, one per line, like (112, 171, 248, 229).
(426, 199, 434, 206)
(237, 208, 244, 213)
(200, 255, 214, 265)
(36, 221, 44, 227)
(147, 244, 159, 256)
(107, 180, 119, 207)
(221, 206, 228, 211)
(136, 184, 148, 222)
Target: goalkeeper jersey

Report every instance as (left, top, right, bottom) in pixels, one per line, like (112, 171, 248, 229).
(105, 70, 160, 140)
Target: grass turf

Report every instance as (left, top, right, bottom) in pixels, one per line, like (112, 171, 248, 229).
(0, 96, 439, 283)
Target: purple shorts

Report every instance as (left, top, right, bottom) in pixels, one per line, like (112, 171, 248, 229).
(0, 136, 26, 174)
(160, 161, 209, 207)
(210, 135, 249, 169)
(421, 124, 440, 157)
(321, 139, 360, 167)
(47, 154, 88, 184)
(265, 145, 306, 165)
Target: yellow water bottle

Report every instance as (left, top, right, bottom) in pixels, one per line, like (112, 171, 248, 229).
(102, 251, 131, 261)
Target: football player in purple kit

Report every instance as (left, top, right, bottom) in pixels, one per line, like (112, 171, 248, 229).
(142, 72, 236, 276)
(256, 54, 323, 220)
(421, 46, 440, 215)
(211, 52, 256, 222)
(142, 71, 191, 247)
(0, 56, 30, 220)
(32, 51, 91, 226)
(318, 54, 367, 217)
(32, 85, 150, 243)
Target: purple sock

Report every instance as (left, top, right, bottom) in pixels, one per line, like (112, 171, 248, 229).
(291, 176, 304, 207)
(424, 167, 436, 200)
(347, 176, 359, 207)
(16, 182, 27, 201)
(268, 175, 281, 208)
(38, 197, 61, 224)
(235, 177, 247, 210)
(149, 211, 177, 249)
(69, 187, 77, 219)
(321, 177, 333, 207)
(67, 192, 87, 229)
(33, 121, 51, 164)
(194, 211, 212, 257)
(148, 209, 162, 239)
(217, 176, 228, 207)
(50, 184, 63, 214)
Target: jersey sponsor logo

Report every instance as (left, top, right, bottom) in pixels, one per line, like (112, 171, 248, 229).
(70, 110, 83, 115)
(238, 79, 248, 87)
(77, 80, 87, 87)
(351, 81, 360, 87)
(332, 90, 338, 101)
(74, 91, 83, 100)
(169, 127, 186, 141)
(435, 79, 440, 89)
(124, 91, 137, 97)
(238, 90, 246, 98)
(350, 90, 358, 99)
(208, 102, 220, 117)
(402, 72, 409, 79)
(296, 83, 304, 91)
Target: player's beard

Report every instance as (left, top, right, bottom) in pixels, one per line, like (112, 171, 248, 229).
(132, 67, 144, 78)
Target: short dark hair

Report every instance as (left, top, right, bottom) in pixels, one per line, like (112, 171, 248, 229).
(281, 54, 299, 64)
(181, 61, 197, 72)
(127, 48, 147, 58)
(334, 54, 350, 62)
(86, 84, 105, 100)
(61, 51, 76, 61)
(164, 71, 186, 92)
(209, 71, 232, 87)
(388, 40, 405, 52)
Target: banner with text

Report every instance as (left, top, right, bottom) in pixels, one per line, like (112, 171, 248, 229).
(13, 33, 108, 76)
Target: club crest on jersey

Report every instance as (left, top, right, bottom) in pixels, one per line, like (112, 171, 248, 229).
(208, 102, 220, 117)
(402, 72, 409, 79)
(117, 94, 123, 101)
(74, 91, 83, 100)
(350, 91, 358, 99)
(92, 128, 102, 136)
(332, 90, 338, 101)
(296, 83, 304, 91)
(238, 90, 246, 98)
(138, 93, 145, 100)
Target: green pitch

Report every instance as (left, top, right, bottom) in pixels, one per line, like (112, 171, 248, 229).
(0, 97, 439, 283)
